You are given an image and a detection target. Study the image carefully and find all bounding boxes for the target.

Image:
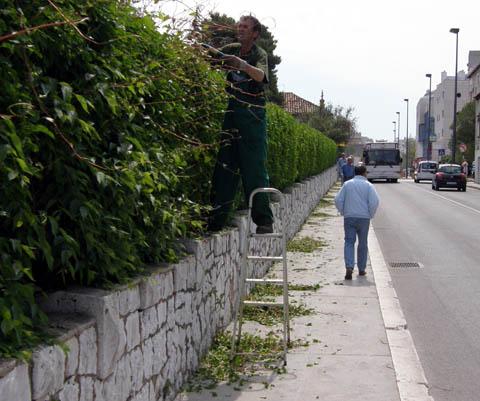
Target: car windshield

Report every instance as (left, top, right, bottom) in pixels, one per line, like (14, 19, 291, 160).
(439, 166, 461, 174)
(420, 163, 437, 170)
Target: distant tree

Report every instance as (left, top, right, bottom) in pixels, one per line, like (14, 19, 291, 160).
(304, 102, 357, 145)
(401, 138, 416, 172)
(201, 12, 282, 104)
(454, 100, 475, 163)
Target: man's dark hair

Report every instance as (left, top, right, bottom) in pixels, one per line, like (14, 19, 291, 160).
(240, 15, 262, 35)
(355, 165, 367, 176)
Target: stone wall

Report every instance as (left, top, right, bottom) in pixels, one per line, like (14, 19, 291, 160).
(0, 167, 337, 401)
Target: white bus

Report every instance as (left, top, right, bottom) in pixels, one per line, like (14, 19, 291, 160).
(362, 142, 402, 182)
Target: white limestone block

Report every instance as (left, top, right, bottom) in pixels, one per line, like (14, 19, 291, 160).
(130, 346, 144, 393)
(78, 327, 97, 375)
(139, 273, 162, 310)
(31, 345, 65, 400)
(185, 256, 196, 290)
(132, 383, 149, 401)
(64, 336, 79, 378)
(161, 271, 174, 300)
(93, 380, 105, 401)
(173, 261, 188, 293)
(58, 378, 79, 401)
(152, 329, 168, 376)
(40, 289, 126, 379)
(125, 312, 141, 351)
(157, 300, 167, 328)
(117, 285, 141, 317)
(0, 363, 31, 401)
(140, 306, 159, 341)
(143, 337, 154, 380)
(166, 298, 175, 331)
(113, 354, 132, 401)
(79, 376, 94, 401)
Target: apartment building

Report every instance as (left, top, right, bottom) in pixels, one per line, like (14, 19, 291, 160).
(467, 51, 480, 183)
(416, 70, 471, 161)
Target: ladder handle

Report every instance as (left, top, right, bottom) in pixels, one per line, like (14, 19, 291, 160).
(248, 187, 284, 208)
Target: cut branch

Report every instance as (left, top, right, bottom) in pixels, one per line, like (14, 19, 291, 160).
(0, 18, 88, 43)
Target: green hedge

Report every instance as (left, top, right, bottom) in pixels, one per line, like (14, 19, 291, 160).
(0, 1, 336, 358)
(0, 0, 226, 357)
(267, 104, 336, 189)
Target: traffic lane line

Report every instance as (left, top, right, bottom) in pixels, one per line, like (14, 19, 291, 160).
(413, 184, 480, 215)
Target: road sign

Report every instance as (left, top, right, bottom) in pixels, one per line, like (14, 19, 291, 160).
(459, 143, 467, 153)
(438, 149, 445, 156)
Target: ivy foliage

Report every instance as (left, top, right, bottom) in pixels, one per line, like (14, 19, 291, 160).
(0, 0, 226, 357)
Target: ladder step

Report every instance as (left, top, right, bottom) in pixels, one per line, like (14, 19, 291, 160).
(247, 256, 284, 262)
(245, 278, 284, 284)
(243, 300, 284, 307)
(250, 233, 283, 238)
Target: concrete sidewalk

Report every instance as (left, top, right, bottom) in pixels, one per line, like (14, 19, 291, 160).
(176, 184, 433, 401)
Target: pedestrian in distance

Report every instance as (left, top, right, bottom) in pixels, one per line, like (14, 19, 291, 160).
(337, 153, 346, 181)
(334, 165, 380, 280)
(341, 156, 355, 183)
(461, 159, 469, 176)
(207, 15, 274, 234)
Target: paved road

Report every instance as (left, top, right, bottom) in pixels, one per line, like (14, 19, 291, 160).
(372, 179, 480, 401)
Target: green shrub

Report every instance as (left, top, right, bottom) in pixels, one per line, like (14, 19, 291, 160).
(0, 0, 226, 357)
(267, 104, 336, 189)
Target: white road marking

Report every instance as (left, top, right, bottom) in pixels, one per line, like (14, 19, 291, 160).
(412, 184, 480, 215)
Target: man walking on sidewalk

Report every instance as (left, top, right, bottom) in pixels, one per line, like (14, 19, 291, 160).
(341, 156, 355, 183)
(334, 165, 379, 280)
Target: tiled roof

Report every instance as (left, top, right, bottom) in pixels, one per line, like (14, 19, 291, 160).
(282, 92, 319, 115)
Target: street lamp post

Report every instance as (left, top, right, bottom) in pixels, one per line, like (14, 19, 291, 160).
(426, 73, 432, 160)
(404, 98, 409, 178)
(396, 111, 400, 147)
(450, 28, 459, 163)
(392, 121, 396, 142)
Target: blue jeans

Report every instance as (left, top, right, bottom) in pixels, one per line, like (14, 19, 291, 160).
(344, 217, 370, 271)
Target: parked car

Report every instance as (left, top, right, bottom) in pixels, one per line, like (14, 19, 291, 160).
(432, 164, 466, 191)
(414, 161, 438, 183)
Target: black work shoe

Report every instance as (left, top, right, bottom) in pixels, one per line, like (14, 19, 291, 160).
(256, 224, 274, 234)
(359, 271, 367, 276)
(344, 269, 353, 280)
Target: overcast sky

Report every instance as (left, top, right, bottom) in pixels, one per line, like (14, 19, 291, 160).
(159, 0, 480, 141)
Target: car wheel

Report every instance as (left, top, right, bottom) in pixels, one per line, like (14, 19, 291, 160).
(415, 179, 419, 183)
(393, 179, 398, 183)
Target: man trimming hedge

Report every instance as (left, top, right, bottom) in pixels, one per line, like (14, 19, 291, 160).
(208, 15, 274, 234)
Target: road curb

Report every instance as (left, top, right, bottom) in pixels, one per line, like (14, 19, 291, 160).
(369, 228, 435, 401)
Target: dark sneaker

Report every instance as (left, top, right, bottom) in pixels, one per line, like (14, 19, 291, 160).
(256, 224, 274, 234)
(344, 269, 353, 280)
(359, 271, 367, 276)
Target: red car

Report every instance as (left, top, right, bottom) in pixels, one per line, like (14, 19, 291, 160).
(432, 164, 467, 191)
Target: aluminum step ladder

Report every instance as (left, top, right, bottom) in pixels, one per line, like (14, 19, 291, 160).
(230, 187, 290, 366)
